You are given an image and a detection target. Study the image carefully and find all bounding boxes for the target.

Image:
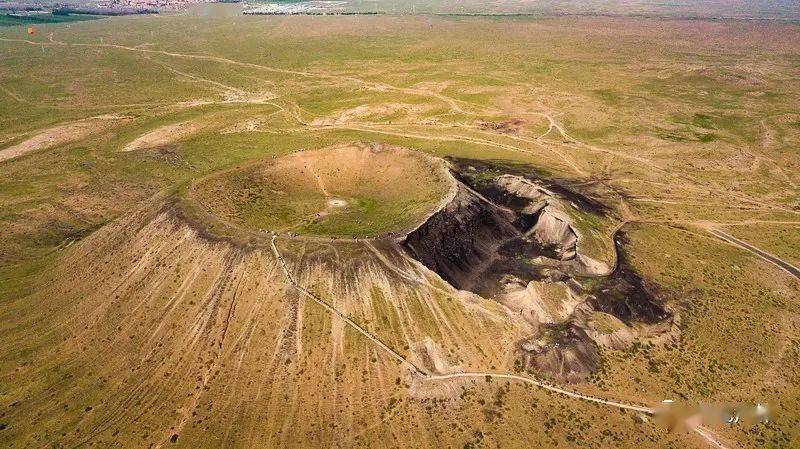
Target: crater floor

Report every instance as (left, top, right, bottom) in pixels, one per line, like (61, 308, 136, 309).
(188, 143, 454, 239)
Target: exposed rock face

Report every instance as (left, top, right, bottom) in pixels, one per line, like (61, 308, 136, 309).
(499, 276, 582, 326)
(402, 162, 674, 383)
(580, 231, 673, 329)
(589, 289, 670, 325)
(402, 184, 519, 290)
(585, 312, 636, 350)
(402, 172, 588, 293)
(531, 209, 578, 260)
(486, 175, 579, 260)
(483, 174, 550, 218)
(517, 324, 600, 383)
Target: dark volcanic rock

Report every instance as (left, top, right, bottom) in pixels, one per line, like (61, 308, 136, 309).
(583, 231, 672, 325)
(587, 264, 672, 325)
(402, 162, 674, 384)
(402, 184, 519, 290)
(448, 157, 609, 216)
(516, 323, 600, 383)
(402, 172, 585, 294)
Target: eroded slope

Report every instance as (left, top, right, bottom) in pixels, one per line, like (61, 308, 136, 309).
(402, 159, 674, 382)
(0, 194, 529, 448)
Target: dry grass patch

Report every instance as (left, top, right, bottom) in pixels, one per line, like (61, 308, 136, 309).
(121, 121, 203, 152)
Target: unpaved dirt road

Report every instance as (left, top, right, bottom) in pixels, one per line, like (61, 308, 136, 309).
(428, 372, 652, 412)
(0, 34, 743, 449)
(0, 37, 478, 116)
(708, 228, 799, 281)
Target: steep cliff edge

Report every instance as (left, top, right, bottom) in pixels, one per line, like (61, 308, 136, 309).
(402, 170, 602, 294)
(401, 162, 673, 383)
(402, 183, 519, 290)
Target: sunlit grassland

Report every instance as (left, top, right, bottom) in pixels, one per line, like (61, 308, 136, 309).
(721, 223, 800, 267)
(0, 11, 798, 449)
(586, 223, 800, 448)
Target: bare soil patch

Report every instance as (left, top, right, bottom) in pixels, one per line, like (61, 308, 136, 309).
(0, 115, 126, 163)
(122, 121, 202, 152)
(310, 102, 435, 127)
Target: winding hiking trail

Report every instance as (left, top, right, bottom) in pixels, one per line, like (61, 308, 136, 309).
(269, 235, 731, 449)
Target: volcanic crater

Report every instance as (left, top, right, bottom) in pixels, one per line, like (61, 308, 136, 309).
(165, 144, 674, 382)
(187, 143, 455, 239)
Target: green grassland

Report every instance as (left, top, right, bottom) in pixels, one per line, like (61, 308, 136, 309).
(1, 8, 799, 449)
(721, 223, 800, 267)
(188, 144, 452, 238)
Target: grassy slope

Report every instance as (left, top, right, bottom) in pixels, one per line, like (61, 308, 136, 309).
(721, 223, 800, 267)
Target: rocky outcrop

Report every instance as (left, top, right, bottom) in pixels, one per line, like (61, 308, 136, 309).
(585, 312, 636, 350)
(530, 209, 578, 260)
(402, 163, 674, 383)
(586, 258, 672, 325)
(498, 276, 582, 326)
(402, 183, 519, 290)
(484, 174, 550, 217)
(487, 175, 579, 260)
(516, 323, 600, 383)
(402, 171, 594, 291)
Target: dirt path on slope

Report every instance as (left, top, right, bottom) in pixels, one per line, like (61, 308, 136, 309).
(0, 84, 26, 103)
(270, 235, 732, 449)
(428, 372, 652, 413)
(269, 235, 427, 375)
(0, 34, 753, 449)
(306, 163, 330, 197)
